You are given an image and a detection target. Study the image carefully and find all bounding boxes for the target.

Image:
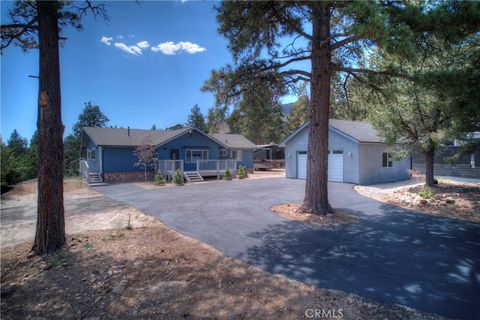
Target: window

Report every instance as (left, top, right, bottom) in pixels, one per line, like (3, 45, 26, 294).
(382, 152, 393, 167)
(186, 149, 208, 163)
(231, 150, 242, 161)
(219, 149, 228, 157)
(87, 149, 95, 160)
(332, 150, 343, 154)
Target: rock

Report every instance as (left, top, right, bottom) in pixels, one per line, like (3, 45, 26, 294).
(112, 285, 125, 295)
(160, 259, 170, 266)
(418, 199, 428, 205)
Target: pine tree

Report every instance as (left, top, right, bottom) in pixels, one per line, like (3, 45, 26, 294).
(187, 104, 207, 132)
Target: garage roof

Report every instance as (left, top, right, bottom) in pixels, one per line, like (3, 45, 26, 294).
(282, 119, 384, 145)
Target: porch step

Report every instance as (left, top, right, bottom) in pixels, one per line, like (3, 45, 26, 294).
(87, 173, 106, 186)
(184, 171, 204, 183)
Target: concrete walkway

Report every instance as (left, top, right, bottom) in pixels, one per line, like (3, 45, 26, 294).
(96, 178, 480, 319)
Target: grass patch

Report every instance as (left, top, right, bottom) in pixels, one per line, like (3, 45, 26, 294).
(83, 242, 94, 251)
(47, 250, 73, 268)
(417, 187, 436, 199)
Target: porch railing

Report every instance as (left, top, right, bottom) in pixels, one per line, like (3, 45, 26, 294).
(157, 160, 184, 179)
(196, 159, 237, 172)
(79, 160, 90, 180)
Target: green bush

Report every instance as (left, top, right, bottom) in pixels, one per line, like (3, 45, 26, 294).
(223, 168, 232, 181)
(238, 165, 249, 179)
(155, 172, 166, 186)
(417, 187, 436, 199)
(174, 169, 184, 186)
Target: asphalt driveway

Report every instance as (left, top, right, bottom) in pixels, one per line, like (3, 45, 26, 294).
(96, 178, 480, 319)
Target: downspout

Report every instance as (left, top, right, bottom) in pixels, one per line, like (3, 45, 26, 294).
(99, 146, 103, 174)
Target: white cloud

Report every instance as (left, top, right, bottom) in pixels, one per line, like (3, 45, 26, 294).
(100, 36, 113, 46)
(151, 41, 206, 55)
(114, 42, 142, 56)
(136, 41, 150, 49)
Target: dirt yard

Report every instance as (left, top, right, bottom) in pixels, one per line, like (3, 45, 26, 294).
(1, 179, 159, 247)
(1, 224, 438, 319)
(272, 203, 359, 226)
(355, 175, 480, 222)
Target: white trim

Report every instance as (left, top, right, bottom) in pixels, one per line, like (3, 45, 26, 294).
(185, 149, 209, 163)
(231, 149, 242, 161)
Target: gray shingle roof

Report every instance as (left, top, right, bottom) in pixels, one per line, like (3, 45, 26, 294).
(210, 133, 256, 149)
(83, 127, 191, 147)
(283, 119, 384, 145)
(330, 119, 383, 143)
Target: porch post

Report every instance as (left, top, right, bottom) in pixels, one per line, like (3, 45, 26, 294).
(217, 160, 220, 179)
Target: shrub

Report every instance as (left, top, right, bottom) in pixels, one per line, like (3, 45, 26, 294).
(417, 187, 436, 199)
(174, 169, 184, 186)
(238, 165, 249, 179)
(155, 172, 166, 186)
(223, 168, 232, 181)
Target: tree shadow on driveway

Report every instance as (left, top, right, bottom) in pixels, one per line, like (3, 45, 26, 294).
(245, 204, 480, 319)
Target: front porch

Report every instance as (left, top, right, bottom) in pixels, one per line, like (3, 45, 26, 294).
(157, 159, 239, 181)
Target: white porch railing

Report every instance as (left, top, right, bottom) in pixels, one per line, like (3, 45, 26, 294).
(79, 160, 90, 180)
(157, 160, 184, 179)
(196, 159, 238, 178)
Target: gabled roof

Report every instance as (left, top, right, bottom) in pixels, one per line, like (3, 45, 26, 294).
(210, 133, 256, 149)
(83, 126, 230, 148)
(282, 119, 385, 145)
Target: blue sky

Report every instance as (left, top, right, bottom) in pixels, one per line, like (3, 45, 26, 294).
(1, 1, 300, 141)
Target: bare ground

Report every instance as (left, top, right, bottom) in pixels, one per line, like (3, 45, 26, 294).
(1, 224, 440, 319)
(355, 175, 480, 222)
(0, 178, 159, 247)
(271, 203, 359, 226)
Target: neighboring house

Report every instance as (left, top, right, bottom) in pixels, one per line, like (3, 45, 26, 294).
(254, 143, 285, 170)
(282, 119, 410, 185)
(80, 127, 255, 183)
(411, 133, 480, 179)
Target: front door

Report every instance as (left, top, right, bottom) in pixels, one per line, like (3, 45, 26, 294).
(170, 149, 179, 160)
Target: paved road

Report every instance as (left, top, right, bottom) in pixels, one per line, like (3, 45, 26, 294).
(96, 178, 480, 319)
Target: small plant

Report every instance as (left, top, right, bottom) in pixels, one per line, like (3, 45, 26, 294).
(101, 233, 114, 242)
(83, 242, 94, 251)
(223, 168, 232, 181)
(125, 214, 132, 230)
(174, 169, 184, 186)
(155, 172, 166, 186)
(417, 187, 436, 199)
(238, 165, 249, 179)
(47, 250, 72, 268)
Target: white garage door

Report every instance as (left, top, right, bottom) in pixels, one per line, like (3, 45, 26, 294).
(296, 151, 344, 182)
(328, 151, 344, 182)
(297, 152, 307, 179)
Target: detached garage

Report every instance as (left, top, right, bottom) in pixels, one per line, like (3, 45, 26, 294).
(283, 119, 410, 185)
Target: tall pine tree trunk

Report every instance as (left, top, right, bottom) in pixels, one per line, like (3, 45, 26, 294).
(300, 3, 333, 215)
(33, 1, 65, 255)
(424, 146, 435, 187)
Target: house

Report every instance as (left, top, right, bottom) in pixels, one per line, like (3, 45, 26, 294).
(411, 132, 480, 179)
(254, 143, 285, 170)
(282, 119, 410, 185)
(80, 127, 256, 183)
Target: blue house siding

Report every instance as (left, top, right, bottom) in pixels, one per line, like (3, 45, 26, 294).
(238, 149, 254, 169)
(157, 130, 224, 171)
(103, 147, 145, 173)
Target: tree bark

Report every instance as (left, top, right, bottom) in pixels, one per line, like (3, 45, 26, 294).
(32, 1, 65, 255)
(424, 146, 435, 187)
(300, 3, 333, 215)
